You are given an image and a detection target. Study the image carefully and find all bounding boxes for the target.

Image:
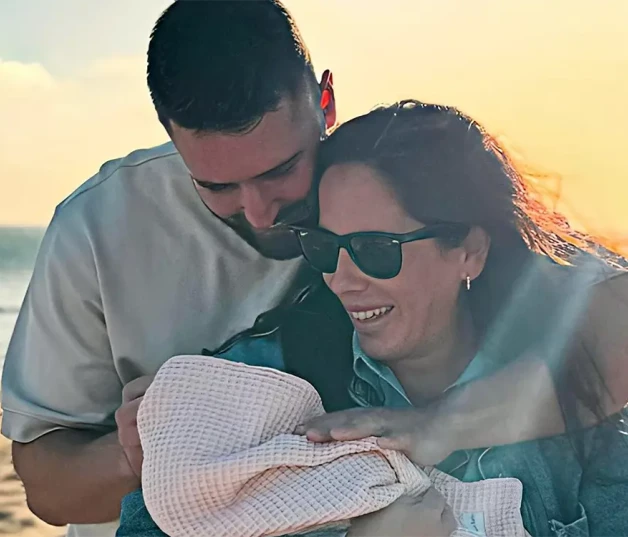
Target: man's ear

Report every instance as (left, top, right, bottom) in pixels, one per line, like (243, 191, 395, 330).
(319, 69, 337, 130)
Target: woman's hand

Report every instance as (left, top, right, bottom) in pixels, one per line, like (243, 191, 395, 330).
(296, 406, 457, 467)
(348, 488, 457, 537)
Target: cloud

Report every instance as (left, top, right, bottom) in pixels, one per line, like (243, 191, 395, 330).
(0, 59, 55, 89)
(0, 56, 165, 226)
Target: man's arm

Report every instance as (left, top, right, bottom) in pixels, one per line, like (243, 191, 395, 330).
(13, 430, 139, 526)
(433, 354, 564, 451)
(439, 269, 628, 446)
(301, 271, 628, 464)
(298, 351, 565, 466)
(1, 210, 136, 525)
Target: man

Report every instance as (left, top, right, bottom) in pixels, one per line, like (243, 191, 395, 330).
(2, 2, 335, 536)
(4, 1, 627, 537)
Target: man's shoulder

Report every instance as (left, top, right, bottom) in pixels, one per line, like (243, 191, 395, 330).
(46, 141, 199, 245)
(56, 141, 184, 215)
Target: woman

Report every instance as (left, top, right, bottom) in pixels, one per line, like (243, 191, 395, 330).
(117, 101, 628, 536)
(296, 100, 628, 536)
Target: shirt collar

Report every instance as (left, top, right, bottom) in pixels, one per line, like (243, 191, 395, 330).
(352, 332, 410, 406)
(351, 331, 499, 407)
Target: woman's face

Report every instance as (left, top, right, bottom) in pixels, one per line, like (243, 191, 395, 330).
(318, 163, 474, 364)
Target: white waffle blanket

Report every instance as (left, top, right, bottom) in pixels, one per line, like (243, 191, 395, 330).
(138, 355, 529, 537)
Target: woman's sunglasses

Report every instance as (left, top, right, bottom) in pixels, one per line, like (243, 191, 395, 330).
(292, 223, 469, 280)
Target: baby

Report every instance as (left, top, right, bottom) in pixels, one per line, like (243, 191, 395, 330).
(117, 355, 528, 537)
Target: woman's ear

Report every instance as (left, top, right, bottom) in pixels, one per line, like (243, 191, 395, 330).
(460, 226, 491, 282)
(319, 69, 337, 129)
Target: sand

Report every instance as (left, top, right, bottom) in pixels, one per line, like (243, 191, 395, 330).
(0, 433, 65, 537)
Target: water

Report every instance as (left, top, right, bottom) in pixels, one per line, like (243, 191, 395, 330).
(0, 227, 45, 364)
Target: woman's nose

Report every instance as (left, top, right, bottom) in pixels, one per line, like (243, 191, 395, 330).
(323, 249, 369, 296)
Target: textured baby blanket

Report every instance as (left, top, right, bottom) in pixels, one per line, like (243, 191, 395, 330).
(138, 355, 528, 537)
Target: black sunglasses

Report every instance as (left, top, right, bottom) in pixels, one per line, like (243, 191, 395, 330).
(292, 223, 469, 280)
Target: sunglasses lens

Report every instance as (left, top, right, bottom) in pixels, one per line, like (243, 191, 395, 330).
(296, 229, 340, 274)
(350, 236, 402, 279)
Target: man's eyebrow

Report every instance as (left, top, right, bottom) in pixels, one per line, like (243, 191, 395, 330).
(255, 150, 303, 179)
(191, 150, 303, 188)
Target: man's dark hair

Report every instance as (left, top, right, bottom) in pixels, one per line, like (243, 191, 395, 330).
(147, 0, 318, 134)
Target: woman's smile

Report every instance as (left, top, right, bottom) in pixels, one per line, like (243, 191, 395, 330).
(346, 305, 396, 332)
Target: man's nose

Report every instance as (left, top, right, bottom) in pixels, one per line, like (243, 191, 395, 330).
(324, 250, 369, 296)
(241, 185, 279, 229)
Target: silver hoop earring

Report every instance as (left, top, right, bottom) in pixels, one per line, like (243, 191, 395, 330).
(466, 275, 471, 291)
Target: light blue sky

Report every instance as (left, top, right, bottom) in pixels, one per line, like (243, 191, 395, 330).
(0, 0, 171, 76)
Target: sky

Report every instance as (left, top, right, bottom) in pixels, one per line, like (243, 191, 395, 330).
(1, 0, 627, 248)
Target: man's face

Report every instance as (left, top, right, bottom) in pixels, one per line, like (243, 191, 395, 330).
(170, 88, 325, 259)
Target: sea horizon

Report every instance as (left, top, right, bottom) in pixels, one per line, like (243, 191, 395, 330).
(0, 226, 46, 363)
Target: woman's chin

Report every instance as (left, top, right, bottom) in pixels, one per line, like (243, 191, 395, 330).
(356, 334, 399, 364)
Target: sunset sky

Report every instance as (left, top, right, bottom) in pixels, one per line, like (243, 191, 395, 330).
(1, 0, 627, 244)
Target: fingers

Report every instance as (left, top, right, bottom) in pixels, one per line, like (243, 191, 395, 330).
(404, 489, 457, 537)
(118, 375, 154, 447)
(296, 408, 392, 442)
(122, 375, 154, 403)
(376, 433, 411, 453)
(441, 504, 458, 536)
(418, 487, 448, 509)
(115, 397, 142, 447)
(117, 378, 150, 480)
(420, 489, 457, 537)
(328, 427, 381, 442)
(297, 408, 449, 467)
(349, 490, 455, 537)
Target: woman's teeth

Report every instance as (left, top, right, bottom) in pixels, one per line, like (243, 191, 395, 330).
(350, 307, 393, 321)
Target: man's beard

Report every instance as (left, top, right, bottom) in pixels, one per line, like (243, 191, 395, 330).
(222, 197, 317, 260)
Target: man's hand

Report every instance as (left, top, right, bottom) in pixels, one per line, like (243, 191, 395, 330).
(296, 406, 457, 467)
(296, 352, 575, 463)
(115, 375, 154, 478)
(349, 488, 457, 537)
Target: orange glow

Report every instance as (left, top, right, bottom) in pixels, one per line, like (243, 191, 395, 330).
(0, 0, 626, 242)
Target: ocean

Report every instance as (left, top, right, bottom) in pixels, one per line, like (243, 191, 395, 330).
(0, 227, 45, 365)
